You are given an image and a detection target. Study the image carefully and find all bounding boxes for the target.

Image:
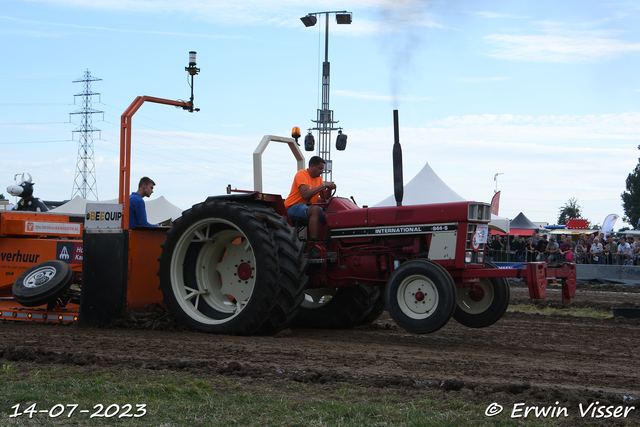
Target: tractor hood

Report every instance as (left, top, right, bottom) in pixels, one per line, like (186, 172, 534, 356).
(325, 198, 489, 231)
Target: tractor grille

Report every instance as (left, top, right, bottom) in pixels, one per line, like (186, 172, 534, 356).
(465, 223, 485, 264)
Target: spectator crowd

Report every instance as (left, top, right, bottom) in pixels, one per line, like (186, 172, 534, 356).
(487, 231, 640, 265)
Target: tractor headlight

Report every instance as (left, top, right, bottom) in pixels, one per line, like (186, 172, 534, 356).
(468, 203, 491, 221)
(465, 251, 473, 263)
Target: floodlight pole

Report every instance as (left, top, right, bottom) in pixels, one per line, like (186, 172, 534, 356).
(319, 12, 332, 182)
(302, 10, 352, 183)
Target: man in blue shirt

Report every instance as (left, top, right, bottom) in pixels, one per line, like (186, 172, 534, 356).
(129, 177, 157, 229)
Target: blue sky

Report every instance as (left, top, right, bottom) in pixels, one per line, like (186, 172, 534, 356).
(2, 0, 640, 228)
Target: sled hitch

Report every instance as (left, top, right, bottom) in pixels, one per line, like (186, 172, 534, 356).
(462, 262, 577, 303)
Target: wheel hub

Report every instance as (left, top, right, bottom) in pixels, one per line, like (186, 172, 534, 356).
(24, 266, 57, 288)
(456, 279, 495, 314)
(398, 275, 439, 318)
(468, 286, 485, 301)
(34, 273, 49, 285)
(237, 262, 253, 281)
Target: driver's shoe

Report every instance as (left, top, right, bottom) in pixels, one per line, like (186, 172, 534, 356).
(307, 245, 323, 259)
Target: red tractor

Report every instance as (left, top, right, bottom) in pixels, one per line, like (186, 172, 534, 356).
(155, 117, 576, 336)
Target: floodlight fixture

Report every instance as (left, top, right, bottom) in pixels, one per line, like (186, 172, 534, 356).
(304, 131, 315, 151)
(336, 129, 347, 150)
(301, 14, 317, 27)
(335, 13, 352, 24)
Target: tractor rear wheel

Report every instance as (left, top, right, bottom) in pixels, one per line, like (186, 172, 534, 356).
(251, 207, 307, 335)
(385, 260, 456, 334)
(358, 286, 385, 325)
(452, 261, 510, 328)
(292, 282, 381, 329)
(12, 260, 74, 307)
(158, 200, 283, 335)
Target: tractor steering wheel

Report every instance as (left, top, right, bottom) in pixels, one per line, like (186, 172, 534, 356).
(319, 187, 336, 204)
(308, 184, 335, 199)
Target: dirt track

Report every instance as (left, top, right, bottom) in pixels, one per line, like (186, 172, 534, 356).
(2, 283, 640, 425)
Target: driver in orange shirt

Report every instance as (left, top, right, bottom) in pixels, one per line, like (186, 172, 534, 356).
(284, 156, 337, 256)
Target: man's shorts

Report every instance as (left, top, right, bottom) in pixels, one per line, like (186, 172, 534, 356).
(287, 203, 326, 223)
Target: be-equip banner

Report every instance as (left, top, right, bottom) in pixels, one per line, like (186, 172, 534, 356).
(85, 203, 123, 229)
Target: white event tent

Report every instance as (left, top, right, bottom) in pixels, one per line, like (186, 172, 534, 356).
(374, 163, 510, 232)
(374, 163, 466, 207)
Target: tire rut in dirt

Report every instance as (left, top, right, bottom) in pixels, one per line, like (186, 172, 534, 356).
(157, 200, 281, 335)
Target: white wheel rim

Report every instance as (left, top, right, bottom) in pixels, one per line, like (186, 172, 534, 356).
(397, 274, 439, 319)
(24, 266, 57, 288)
(170, 218, 256, 325)
(301, 288, 338, 309)
(456, 278, 494, 314)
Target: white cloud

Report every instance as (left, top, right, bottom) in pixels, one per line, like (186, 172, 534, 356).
(0, 15, 248, 38)
(484, 29, 640, 63)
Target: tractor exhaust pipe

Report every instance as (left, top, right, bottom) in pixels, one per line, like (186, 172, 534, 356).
(393, 110, 404, 207)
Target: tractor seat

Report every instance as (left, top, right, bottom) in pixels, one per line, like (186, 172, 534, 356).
(292, 217, 309, 233)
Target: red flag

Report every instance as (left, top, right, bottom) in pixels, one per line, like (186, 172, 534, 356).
(491, 191, 501, 216)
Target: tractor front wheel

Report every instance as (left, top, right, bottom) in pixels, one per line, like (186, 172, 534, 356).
(385, 260, 456, 334)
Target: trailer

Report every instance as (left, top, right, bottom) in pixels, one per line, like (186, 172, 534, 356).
(0, 210, 83, 322)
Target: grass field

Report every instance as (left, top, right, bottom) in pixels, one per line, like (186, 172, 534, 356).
(1, 293, 629, 427)
(0, 364, 552, 427)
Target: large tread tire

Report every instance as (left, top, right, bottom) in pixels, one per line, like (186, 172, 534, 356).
(157, 200, 282, 335)
(453, 261, 510, 328)
(292, 282, 380, 329)
(12, 260, 73, 307)
(358, 286, 385, 325)
(252, 206, 307, 335)
(385, 260, 456, 334)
